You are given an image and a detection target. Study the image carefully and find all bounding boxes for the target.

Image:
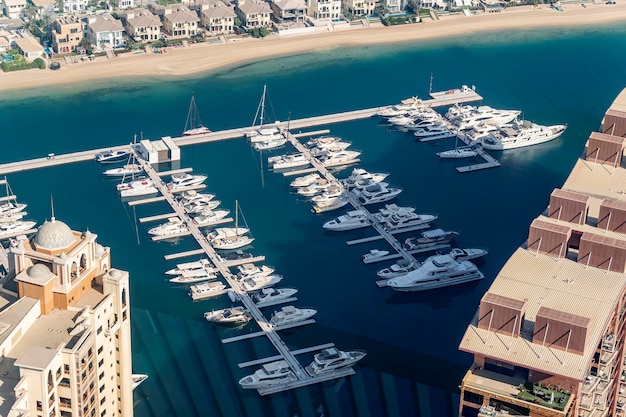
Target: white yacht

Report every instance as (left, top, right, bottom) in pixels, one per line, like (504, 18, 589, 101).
(448, 247, 488, 261)
(206, 227, 250, 241)
(437, 145, 479, 159)
(165, 258, 212, 275)
(451, 105, 521, 131)
(317, 150, 361, 167)
(237, 264, 275, 279)
(189, 281, 227, 300)
(95, 149, 129, 163)
(247, 85, 284, 144)
(170, 268, 218, 284)
(404, 118, 441, 131)
(177, 190, 215, 204)
(0, 220, 37, 238)
(131, 374, 148, 390)
(305, 348, 366, 376)
(167, 173, 207, 190)
(376, 205, 437, 231)
(192, 209, 230, 227)
(204, 306, 251, 324)
(310, 184, 344, 205)
(238, 360, 297, 390)
(386, 254, 484, 291)
(117, 178, 158, 198)
(253, 288, 298, 305)
(339, 168, 389, 188)
(355, 183, 402, 205)
(376, 259, 417, 279)
(268, 153, 311, 171)
(102, 164, 143, 177)
(252, 137, 288, 151)
(296, 179, 337, 197)
(322, 210, 371, 231)
(362, 249, 390, 263)
(386, 114, 416, 127)
(269, 305, 317, 327)
(305, 136, 348, 149)
(479, 120, 567, 150)
(211, 234, 254, 250)
(404, 229, 459, 250)
(183, 199, 221, 214)
(377, 98, 426, 117)
(290, 173, 321, 188)
(240, 274, 283, 292)
(414, 125, 456, 142)
(0, 201, 27, 217)
(311, 196, 350, 214)
(147, 217, 188, 236)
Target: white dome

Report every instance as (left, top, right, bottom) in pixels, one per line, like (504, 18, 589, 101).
(27, 263, 51, 279)
(33, 218, 76, 250)
(94, 244, 105, 256)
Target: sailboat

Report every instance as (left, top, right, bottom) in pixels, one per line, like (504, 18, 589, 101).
(102, 138, 143, 177)
(182, 92, 211, 136)
(209, 200, 254, 250)
(246, 85, 286, 149)
(436, 136, 480, 159)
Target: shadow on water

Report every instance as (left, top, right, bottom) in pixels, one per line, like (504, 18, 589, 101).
(384, 280, 483, 309)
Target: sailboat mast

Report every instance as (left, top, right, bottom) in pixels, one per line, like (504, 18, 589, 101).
(235, 200, 239, 235)
(259, 85, 267, 128)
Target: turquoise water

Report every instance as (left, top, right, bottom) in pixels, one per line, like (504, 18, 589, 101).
(2, 23, 626, 417)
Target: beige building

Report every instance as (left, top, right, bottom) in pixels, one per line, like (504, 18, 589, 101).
(0, 217, 134, 417)
(343, 0, 375, 16)
(270, 0, 307, 23)
(52, 15, 83, 54)
(1, 0, 26, 19)
(235, 0, 273, 28)
(200, 4, 236, 36)
(307, 0, 341, 20)
(161, 5, 200, 37)
(123, 9, 162, 42)
(13, 35, 44, 60)
(458, 87, 626, 417)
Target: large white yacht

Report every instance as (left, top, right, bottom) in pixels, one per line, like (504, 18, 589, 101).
(290, 173, 321, 188)
(404, 229, 459, 250)
(414, 124, 456, 142)
(240, 274, 283, 292)
(310, 184, 344, 205)
(322, 210, 371, 231)
(253, 288, 298, 305)
(183, 199, 221, 214)
(479, 120, 567, 150)
(102, 164, 143, 177)
(269, 306, 317, 327)
(0, 201, 27, 217)
(376, 204, 437, 232)
(377, 97, 426, 117)
(305, 348, 366, 376)
(177, 190, 215, 204)
(237, 264, 275, 279)
(268, 153, 311, 171)
(252, 137, 288, 151)
(192, 209, 230, 227)
(165, 258, 212, 275)
(95, 149, 129, 163)
(386, 254, 484, 291)
(147, 217, 188, 236)
(204, 306, 251, 324)
(206, 227, 250, 241)
(167, 173, 207, 190)
(354, 183, 402, 205)
(317, 150, 361, 167)
(311, 196, 350, 214)
(0, 220, 37, 238)
(296, 179, 338, 197)
(117, 178, 158, 198)
(238, 360, 297, 390)
(211, 234, 254, 250)
(189, 281, 227, 300)
(450, 105, 521, 131)
(170, 268, 218, 284)
(339, 168, 389, 189)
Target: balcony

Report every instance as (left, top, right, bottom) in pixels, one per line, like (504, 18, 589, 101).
(583, 376, 600, 395)
(104, 320, 120, 336)
(602, 333, 615, 352)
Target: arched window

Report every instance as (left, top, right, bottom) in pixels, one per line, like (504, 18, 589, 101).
(80, 253, 87, 271)
(48, 370, 53, 392)
(121, 288, 127, 308)
(71, 262, 79, 283)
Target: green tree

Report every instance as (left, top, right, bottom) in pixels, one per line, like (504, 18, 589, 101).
(33, 57, 46, 69)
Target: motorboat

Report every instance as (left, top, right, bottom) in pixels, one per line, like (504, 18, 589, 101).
(448, 247, 488, 261)
(206, 227, 250, 241)
(355, 183, 402, 205)
(404, 118, 441, 131)
(0, 201, 27, 217)
(445, 103, 477, 121)
(309, 142, 352, 158)
(414, 125, 456, 142)
(386, 114, 416, 127)
(386, 254, 484, 292)
(177, 190, 215, 204)
(131, 374, 148, 390)
(462, 122, 499, 142)
(204, 306, 251, 324)
(253, 288, 298, 305)
(165, 258, 212, 275)
(437, 145, 479, 159)
(211, 234, 254, 250)
(317, 150, 361, 167)
(305, 348, 366, 376)
(290, 173, 321, 188)
(376, 204, 437, 231)
(192, 209, 230, 227)
(479, 120, 567, 150)
(296, 179, 337, 197)
(217, 250, 254, 263)
(95, 149, 129, 163)
(310, 184, 344, 205)
(240, 274, 283, 292)
(170, 268, 219, 284)
(451, 105, 521, 131)
(238, 360, 297, 390)
(252, 137, 287, 151)
(376, 259, 418, 279)
(189, 281, 227, 300)
(0, 210, 27, 223)
(311, 196, 350, 214)
(362, 249, 390, 263)
(377, 98, 426, 117)
(167, 173, 207, 190)
(339, 168, 388, 188)
(183, 199, 221, 214)
(147, 217, 188, 236)
(305, 136, 348, 149)
(347, 179, 387, 194)
(269, 305, 317, 327)
(182, 93, 211, 136)
(268, 153, 310, 171)
(117, 178, 158, 198)
(102, 164, 143, 177)
(322, 210, 371, 231)
(0, 220, 37, 238)
(237, 264, 275, 279)
(404, 229, 459, 250)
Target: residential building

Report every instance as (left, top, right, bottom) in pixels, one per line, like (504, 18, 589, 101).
(118, 0, 134, 10)
(200, 4, 236, 36)
(62, 0, 88, 13)
(84, 13, 125, 49)
(383, 0, 406, 12)
(29, 0, 57, 15)
(122, 9, 162, 42)
(307, 0, 341, 20)
(235, 0, 273, 28)
(0, 216, 134, 417)
(343, 0, 375, 17)
(2, 0, 27, 19)
(458, 87, 626, 417)
(270, 0, 307, 23)
(13, 33, 44, 60)
(161, 5, 200, 37)
(52, 15, 83, 54)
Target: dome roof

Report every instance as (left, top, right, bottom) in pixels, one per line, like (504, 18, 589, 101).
(32, 218, 76, 250)
(95, 244, 105, 256)
(27, 263, 52, 280)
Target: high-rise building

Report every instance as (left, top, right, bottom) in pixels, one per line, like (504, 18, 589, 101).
(0, 216, 133, 417)
(458, 87, 626, 417)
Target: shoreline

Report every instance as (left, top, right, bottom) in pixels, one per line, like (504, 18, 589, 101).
(1, 3, 626, 94)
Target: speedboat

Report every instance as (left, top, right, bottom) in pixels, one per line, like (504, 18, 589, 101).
(192, 209, 230, 227)
(238, 360, 297, 390)
(183, 199, 221, 214)
(376, 259, 418, 279)
(404, 229, 459, 250)
(95, 149, 129, 163)
(437, 146, 479, 159)
(355, 183, 402, 205)
(102, 164, 143, 177)
(253, 137, 288, 151)
(117, 178, 158, 198)
(322, 210, 371, 231)
(305, 348, 366, 376)
(448, 247, 488, 261)
(377, 96, 426, 118)
(204, 306, 251, 324)
(362, 249, 390, 263)
(167, 173, 207, 190)
(290, 173, 321, 188)
(414, 125, 455, 142)
(253, 288, 298, 305)
(268, 153, 310, 171)
(386, 114, 416, 127)
(269, 305, 317, 327)
(237, 264, 275, 279)
(165, 258, 212, 275)
(310, 184, 344, 204)
(479, 120, 567, 150)
(311, 196, 350, 214)
(170, 268, 218, 284)
(386, 254, 484, 291)
(240, 274, 283, 292)
(147, 217, 188, 236)
(177, 190, 215, 204)
(189, 281, 227, 300)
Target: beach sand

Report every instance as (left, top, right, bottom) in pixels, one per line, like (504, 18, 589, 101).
(1, 2, 625, 93)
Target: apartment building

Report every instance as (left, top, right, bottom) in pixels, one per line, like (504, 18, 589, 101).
(52, 15, 83, 54)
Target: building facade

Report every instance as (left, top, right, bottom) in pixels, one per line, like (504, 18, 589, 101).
(161, 5, 200, 37)
(235, 0, 273, 28)
(343, 0, 376, 17)
(84, 13, 125, 49)
(123, 9, 162, 42)
(0, 216, 134, 417)
(458, 87, 626, 417)
(306, 0, 341, 20)
(52, 15, 83, 54)
(200, 4, 236, 36)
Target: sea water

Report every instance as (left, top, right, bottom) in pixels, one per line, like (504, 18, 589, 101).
(1, 22, 626, 417)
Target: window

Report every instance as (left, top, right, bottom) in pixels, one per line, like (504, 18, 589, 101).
(37, 401, 42, 411)
(64, 364, 70, 374)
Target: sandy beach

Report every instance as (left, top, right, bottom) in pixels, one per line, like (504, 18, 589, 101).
(1, 2, 625, 93)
